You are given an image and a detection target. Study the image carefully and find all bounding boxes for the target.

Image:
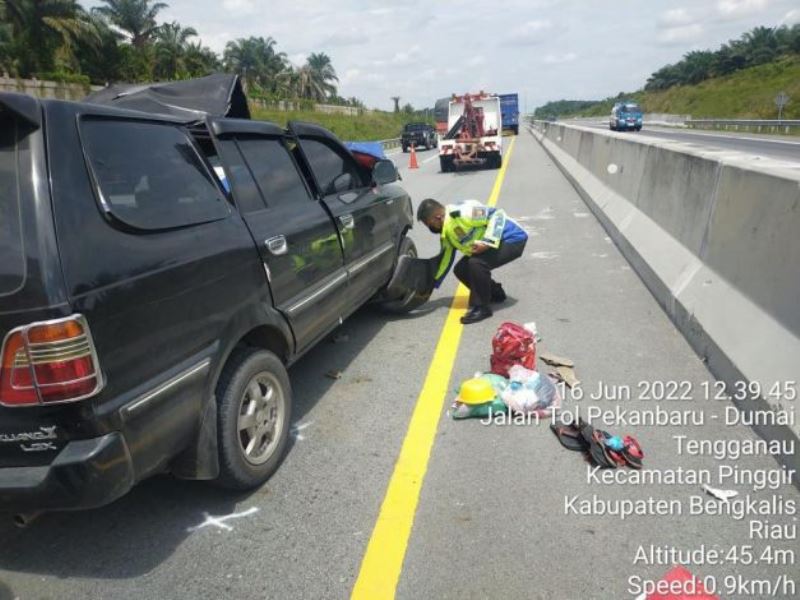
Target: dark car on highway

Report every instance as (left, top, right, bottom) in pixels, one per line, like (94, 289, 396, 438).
(401, 122, 437, 152)
(0, 89, 422, 520)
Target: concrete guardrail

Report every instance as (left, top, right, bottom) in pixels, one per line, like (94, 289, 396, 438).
(528, 120, 800, 476)
(687, 119, 800, 135)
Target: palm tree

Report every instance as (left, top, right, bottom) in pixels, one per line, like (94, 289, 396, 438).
(152, 21, 195, 79)
(305, 51, 337, 98)
(93, 0, 167, 49)
(741, 26, 778, 66)
(295, 63, 329, 101)
(223, 36, 286, 92)
(3, 0, 99, 75)
(184, 41, 219, 77)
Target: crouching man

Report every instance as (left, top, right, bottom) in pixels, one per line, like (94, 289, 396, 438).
(417, 198, 528, 324)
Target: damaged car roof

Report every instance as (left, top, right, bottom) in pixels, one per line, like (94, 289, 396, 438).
(84, 73, 250, 122)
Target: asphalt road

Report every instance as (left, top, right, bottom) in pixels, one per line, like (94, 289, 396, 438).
(578, 120, 800, 163)
(1, 138, 798, 600)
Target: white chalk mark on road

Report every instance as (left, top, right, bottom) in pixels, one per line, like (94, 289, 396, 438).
(291, 421, 313, 441)
(187, 507, 260, 532)
(573, 212, 590, 218)
(530, 251, 559, 260)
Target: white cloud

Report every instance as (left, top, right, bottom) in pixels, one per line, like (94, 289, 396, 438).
(506, 19, 553, 46)
(543, 52, 578, 64)
(716, 0, 770, 19)
(657, 24, 704, 45)
(781, 8, 800, 25)
(659, 8, 693, 26)
(221, 0, 258, 16)
(467, 55, 487, 67)
(323, 29, 364, 47)
(287, 53, 307, 68)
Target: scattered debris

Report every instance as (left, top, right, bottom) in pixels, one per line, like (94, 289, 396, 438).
(187, 507, 260, 532)
(450, 375, 507, 420)
(702, 484, 738, 502)
(552, 365, 580, 388)
(325, 370, 343, 380)
(539, 352, 575, 368)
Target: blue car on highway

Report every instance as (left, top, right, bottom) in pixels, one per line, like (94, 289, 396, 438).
(610, 101, 643, 131)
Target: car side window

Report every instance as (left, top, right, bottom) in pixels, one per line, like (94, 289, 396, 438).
(236, 137, 312, 208)
(299, 138, 366, 195)
(82, 119, 230, 231)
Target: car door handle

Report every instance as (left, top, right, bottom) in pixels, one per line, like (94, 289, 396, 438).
(265, 235, 288, 256)
(339, 214, 355, 230)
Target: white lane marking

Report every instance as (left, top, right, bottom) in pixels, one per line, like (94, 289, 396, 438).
(573, 212, 590, 218)
(187, 507, 260, 532)
(530, 251, 559, 260)
(422, 153, 439, 164)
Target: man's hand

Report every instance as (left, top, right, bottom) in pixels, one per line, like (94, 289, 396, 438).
(470, 242, 491, 255)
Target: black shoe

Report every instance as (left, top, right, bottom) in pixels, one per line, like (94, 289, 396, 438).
(460, 305, 493, 325)
(491, 284, 506, 303)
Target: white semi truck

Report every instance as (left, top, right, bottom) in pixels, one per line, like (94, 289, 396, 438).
(438, 92, 503, 172)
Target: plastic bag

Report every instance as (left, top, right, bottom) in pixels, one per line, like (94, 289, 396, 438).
(450, 397, 507, 420)
(490, 322, 536, 377)
(501, 365, 561, 416)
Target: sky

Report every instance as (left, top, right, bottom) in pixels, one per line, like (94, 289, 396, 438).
(86, 0, 800, 111)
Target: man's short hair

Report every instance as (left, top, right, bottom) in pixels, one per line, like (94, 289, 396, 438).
(417, 198, 443, 222)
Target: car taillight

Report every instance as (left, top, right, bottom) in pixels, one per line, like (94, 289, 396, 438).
(0, 315, 103, 407)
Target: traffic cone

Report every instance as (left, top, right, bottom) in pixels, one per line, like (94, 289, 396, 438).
(409, 144, 419, 169)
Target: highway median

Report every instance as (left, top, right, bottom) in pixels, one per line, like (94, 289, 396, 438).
(530, 121, 800, 479)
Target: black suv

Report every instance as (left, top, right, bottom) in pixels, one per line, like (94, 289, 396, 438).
(401, 122, 437, 152)
(0, 91, 422, 518)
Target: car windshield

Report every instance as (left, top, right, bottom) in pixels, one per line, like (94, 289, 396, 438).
(405, 124, 427, 131)
(624, 104, 641, 112)
(0, 114, 25, 295)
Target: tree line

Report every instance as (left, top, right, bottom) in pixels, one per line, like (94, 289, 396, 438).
(0, 0, 358, 105)
(645, 24, 800, 91)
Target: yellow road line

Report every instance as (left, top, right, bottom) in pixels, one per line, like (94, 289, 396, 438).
(351, 137, 517, 600)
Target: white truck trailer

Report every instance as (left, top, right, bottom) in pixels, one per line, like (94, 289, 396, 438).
(438, 92, 503, 172)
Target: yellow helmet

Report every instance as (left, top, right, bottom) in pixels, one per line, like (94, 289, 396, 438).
(456, 377, 497, 405)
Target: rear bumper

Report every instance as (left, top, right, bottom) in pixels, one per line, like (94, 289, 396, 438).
(0, 432, 135, 513)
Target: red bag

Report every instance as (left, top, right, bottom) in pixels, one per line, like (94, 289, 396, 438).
(490, 322, 536, 377)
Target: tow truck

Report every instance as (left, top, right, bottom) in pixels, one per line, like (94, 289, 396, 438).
(438, 92, 503, 172)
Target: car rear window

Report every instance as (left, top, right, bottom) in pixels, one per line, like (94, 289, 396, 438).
(81, 119, 230, 231)
(405, 124, 427, 131)
(0, 114, 25, 295)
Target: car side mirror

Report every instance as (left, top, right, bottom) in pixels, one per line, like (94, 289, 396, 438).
(373, 159, 398, 186)
(330, 172, 353, 194)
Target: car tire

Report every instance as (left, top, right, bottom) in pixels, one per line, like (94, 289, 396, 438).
(381, 237, 431, 314)
(214, 348, 292, 490)
(440, 156, 453, 173)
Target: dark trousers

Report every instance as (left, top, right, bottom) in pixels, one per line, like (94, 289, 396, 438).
(453, 240, 527, 307)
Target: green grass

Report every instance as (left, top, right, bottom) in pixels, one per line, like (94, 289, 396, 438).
(249, 107, 433, 141)
(556, 57, 800, 120)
